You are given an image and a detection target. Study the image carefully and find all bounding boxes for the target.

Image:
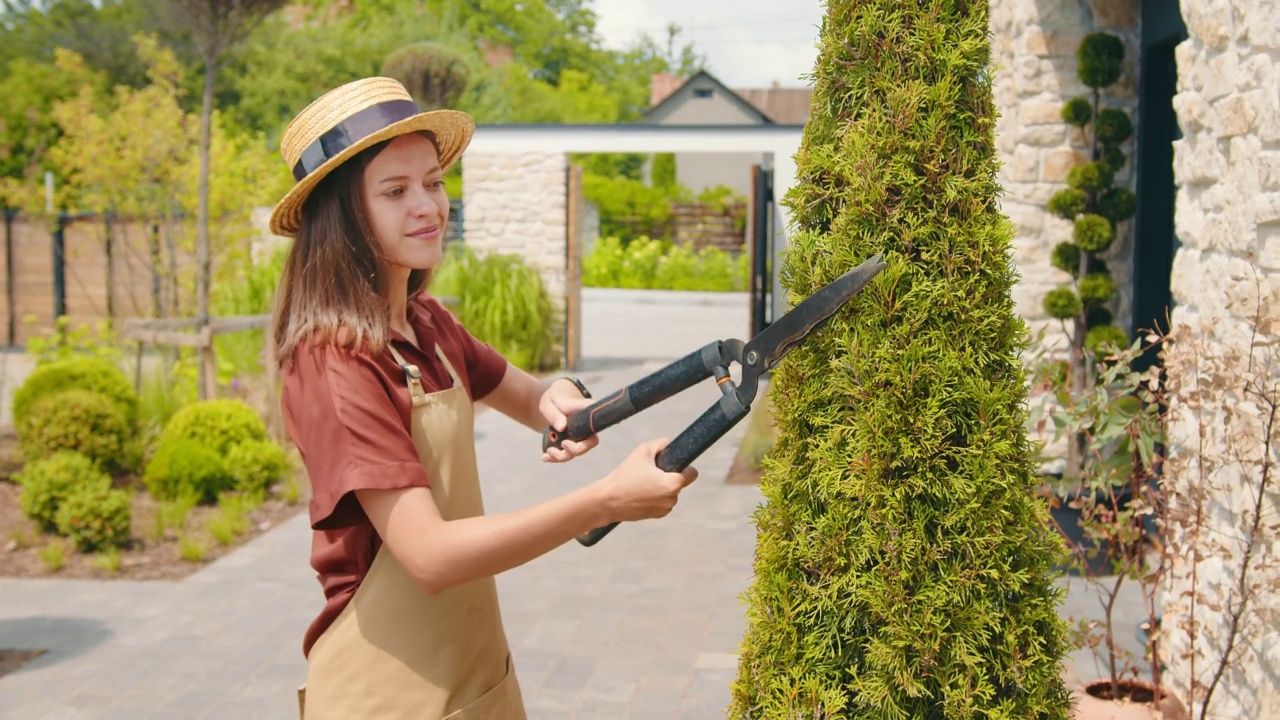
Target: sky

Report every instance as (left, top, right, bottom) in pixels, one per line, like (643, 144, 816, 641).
(590, 0, 827, 90)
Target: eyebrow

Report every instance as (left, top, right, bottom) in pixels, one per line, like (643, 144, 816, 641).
(377, 164, 443, 184)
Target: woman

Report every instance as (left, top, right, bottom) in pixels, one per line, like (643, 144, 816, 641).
(269, 77, 699, 719)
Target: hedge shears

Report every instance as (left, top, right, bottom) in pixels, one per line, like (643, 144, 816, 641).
(543, 253, 887, 547)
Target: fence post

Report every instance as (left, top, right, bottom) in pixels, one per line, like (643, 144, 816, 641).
(200, 325, 217, 401)
(53, 212, 67, 319)
(4, 211, 13, 346)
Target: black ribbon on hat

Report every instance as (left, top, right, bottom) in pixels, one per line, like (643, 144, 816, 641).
(291, 99, 421, 181)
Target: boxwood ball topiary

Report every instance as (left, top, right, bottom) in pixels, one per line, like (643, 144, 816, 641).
(55, 484, 132, 552)
(1087, 306, 1114, 328)
(1066, 161, 1114, 192)
(1094, 108, 1133, 145)
(728, 2, 1071, 717)
(1078, 272, 1117, 304)
(1061, 97, 1093, 127)
(143, 438, 235, 503)
(1077, 32, 1125, 88)
(1050, 242, 1083, 275)
(15, 451, 111, 531)
(18, 389, 132, 469)
(12, 357, 138, 430)
(157, 399, 268, 457)
(1085, 324, 1129, 355)
(1044, 287, 1083, 320)
(1074, 213, 1115, 253)
(1047, 188, 1088, 221)
(1099, 187, 1137, 223)
(226, 439, 291, 495)
(1102, 144, 1128, 172)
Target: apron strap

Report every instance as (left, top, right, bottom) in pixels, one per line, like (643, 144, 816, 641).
(387, 344, 426, 401)
(433, 345, 464, 389)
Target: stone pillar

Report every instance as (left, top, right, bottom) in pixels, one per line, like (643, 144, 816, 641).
(461, 151, 569, 358)
(1161, 2, 1280, 718)
(989, 0, 1140, 354)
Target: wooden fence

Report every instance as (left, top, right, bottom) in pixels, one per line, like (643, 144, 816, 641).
(670, 201, 748, 252)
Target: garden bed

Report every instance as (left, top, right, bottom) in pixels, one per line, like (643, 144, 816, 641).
(0, 430, 310, 581)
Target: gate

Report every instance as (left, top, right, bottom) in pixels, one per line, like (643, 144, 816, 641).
(748, 164, 775, 337)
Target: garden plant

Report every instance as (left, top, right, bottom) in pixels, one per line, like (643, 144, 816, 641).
(729, 1, 1072, 716)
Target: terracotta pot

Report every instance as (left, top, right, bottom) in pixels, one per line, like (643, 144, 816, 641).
(1071, 679, 1187, 720)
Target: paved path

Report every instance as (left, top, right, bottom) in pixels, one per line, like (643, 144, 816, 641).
(0, 288, 1143, 718)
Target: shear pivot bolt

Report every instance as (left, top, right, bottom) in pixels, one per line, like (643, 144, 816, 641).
(746, 350, 759, 365)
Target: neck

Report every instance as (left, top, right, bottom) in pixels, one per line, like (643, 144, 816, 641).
(383, 270, 413, 337)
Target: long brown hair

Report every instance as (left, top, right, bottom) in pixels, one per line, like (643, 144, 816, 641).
(271, 135, 435, 367)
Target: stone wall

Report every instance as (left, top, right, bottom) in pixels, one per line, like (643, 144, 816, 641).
(1161, 1, 1280, 717)
(989, 0, 1140, 356)
(460, 151, 570, 354)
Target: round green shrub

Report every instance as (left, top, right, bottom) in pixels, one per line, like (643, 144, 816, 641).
(1066, 161, 1115, 193)
(1073, 214, 1115, 253)
(1098, 187, 1137, 224)
(1095, 109, 1133, 145)
(15, 451, 111, 531)
(12, 357, 137, 430)
(1085, 324, 1129, 355)
(1102, 144, 1128, 172)
(1077, 32, 1125, 89)
(157, 399, 267, 456)
(1060, 97, 1093, 127)
(54, 484, 132, 551)
(227, 439, 291, 495)
(1087, 306, 1115, 328)
(143, 439, 234, 503)
(1047, 188, 1087, 221)
(1078, 273, 1117, 304)
(1043, 287, 1082, 320)
(1050, 242, 1082, 275)
(18, 389, 132, 468)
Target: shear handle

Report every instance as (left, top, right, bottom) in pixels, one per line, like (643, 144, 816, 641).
(576, 389, 750, 546)
(542, 340, 741, 452)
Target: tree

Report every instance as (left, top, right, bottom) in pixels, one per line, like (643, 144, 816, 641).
(159, 0, 285, 398)
(729, 2, 1072, 718)
(381, 41, 471, 111)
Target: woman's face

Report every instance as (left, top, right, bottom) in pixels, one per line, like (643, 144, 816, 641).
(361, 133, 450, 277)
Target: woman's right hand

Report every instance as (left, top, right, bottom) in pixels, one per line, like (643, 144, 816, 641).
(597, 438, 698, 523)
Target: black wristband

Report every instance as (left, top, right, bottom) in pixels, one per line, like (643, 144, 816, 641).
(560, 376, 592, 399)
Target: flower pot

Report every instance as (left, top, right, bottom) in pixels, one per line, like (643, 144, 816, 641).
(1071, 679, 1187, 720)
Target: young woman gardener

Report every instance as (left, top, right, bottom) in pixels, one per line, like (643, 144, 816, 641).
(269, 77, 699, 719)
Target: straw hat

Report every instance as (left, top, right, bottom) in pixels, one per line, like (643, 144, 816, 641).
(269, 76, 475, 237)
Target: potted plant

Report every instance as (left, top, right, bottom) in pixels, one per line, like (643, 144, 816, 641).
(1043, 338, 1186, 720)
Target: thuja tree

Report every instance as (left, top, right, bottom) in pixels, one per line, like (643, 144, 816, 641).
(729, 2, 1072, 718)
(1041, 32, 1135, 479)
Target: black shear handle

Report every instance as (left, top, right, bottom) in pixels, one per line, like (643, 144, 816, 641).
(542, 342, 734, 453)
(575, 391, 750, 547)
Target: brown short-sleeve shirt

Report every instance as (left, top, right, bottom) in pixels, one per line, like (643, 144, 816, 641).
(281, 293, 508, 657)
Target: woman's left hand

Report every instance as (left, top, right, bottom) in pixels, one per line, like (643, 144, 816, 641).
(539, 379, 599, 463)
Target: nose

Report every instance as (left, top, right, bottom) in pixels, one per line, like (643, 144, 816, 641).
(410, 186, 441, 217)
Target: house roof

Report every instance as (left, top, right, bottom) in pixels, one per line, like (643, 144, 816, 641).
(645, 69, 774, 125)
(646, 70, 812, 125)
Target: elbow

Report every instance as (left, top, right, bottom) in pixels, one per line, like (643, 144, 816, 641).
(407, 559, 457, 597)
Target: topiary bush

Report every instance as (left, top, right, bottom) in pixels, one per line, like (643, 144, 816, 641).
(15, 451, 112, 532)
(1043, 30, 1136, 480)
(54, 484, 132, 551)
(729, 2, 1071, 717)
(226, 439, 291, 495)
(143, 439, 234, 503)
(12, 356, 138, 430)
(17, 389, 133, 469)
(156, 399, 267, 456)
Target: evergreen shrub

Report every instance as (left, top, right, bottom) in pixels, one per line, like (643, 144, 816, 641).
(16, 451, 111, 531)
(18, 389, 132, 469)
(144, 439, 234, 503)
(54, 484, 132, 551)
(729, 2, 1071, 717)
(12, 356, 138, 429)
(156, 399, 268, 456)
(226, 439, 291, 495)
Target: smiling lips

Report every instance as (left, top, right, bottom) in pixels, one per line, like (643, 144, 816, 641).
(408, 226, 441, 240)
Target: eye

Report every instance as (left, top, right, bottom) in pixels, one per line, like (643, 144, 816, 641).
(426, 179, 445, 191)
(383, 186, 405, 198)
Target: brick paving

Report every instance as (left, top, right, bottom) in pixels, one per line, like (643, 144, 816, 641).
(0, 288, 1142, 719)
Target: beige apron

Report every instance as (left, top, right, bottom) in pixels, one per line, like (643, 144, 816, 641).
(298, 343, 526, 719)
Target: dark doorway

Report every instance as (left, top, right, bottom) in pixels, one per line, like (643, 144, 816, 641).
(749, 164, 774, 337)
(1131, 2, 1187, 369)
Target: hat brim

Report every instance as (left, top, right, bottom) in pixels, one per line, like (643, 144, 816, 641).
(268, 109, 475, 238)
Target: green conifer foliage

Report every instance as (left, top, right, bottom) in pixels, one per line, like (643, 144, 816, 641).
(729, 3, 1071, 717)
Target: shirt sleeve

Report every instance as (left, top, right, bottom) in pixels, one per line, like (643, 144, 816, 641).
(282, 343, 430, 531)
(424, 296, 508, 400)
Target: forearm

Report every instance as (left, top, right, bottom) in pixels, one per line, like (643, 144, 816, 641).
(414, 483, 608, 593)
